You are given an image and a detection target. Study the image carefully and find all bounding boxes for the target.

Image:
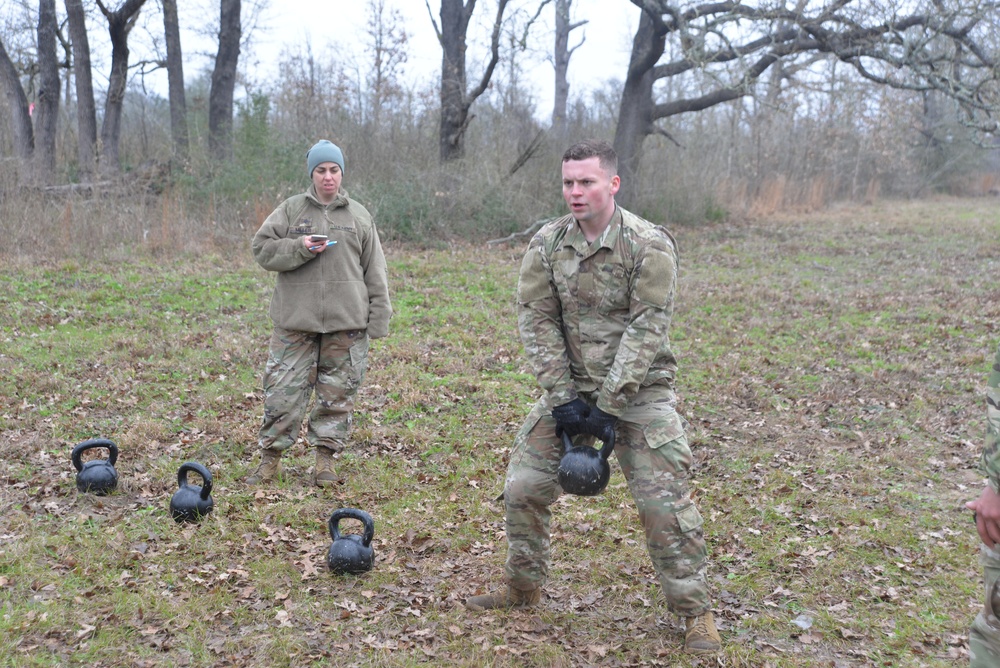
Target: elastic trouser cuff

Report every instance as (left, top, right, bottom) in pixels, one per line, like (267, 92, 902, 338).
(313, 441, 345, 454)
(659, 572, 711, 618)
(259, 439, 293, 453)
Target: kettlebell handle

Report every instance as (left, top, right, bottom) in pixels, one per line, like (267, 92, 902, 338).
(559, 430, 615, 461)
(71, 438, 118, 472)
(177, 461, 213, 500)
(328, 508, 375, 547)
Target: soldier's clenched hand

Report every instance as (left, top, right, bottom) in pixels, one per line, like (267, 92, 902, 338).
(968, 485, 1000, 548)
(584, 406, 618, 443)
(551, 398, 590, 437)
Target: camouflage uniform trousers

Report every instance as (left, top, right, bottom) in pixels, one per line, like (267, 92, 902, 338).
(503, 386, 711, 617)
(258, 327, 369, 453)
(971, 544, 1000, 667)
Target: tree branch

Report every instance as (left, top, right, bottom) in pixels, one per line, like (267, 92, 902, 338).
(487, 217, 554, 246)
(467, 0, 510, 102)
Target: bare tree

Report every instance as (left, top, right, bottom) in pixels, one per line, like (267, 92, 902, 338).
(35, 0, 59, 181)
(96, 0, 147, 173)
(551, 0, 585, 137)
(363, 0, 409, 128)
(0, 37, 34, 162)
(65, 0, 98, 178)
(614, 0, 1000, 207)
(162, 0, 188, 159)
(209, 0, 241, 161)
(425, 0, 511, 162)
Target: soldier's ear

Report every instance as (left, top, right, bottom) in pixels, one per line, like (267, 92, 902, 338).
(609, 175, 621, 195)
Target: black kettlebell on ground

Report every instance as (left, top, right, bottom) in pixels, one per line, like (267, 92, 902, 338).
(169, 462, 214, 523)
(557, 430, 615, 496)
(327, 508, 375, 575)
(71, 438, 119, 495)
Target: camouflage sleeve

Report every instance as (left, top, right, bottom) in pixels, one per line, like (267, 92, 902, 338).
(596, 238, 677, 416)
(251, 199, 314, 272)
(517, 235, 576, 406)
(981, 342, 1000, 492)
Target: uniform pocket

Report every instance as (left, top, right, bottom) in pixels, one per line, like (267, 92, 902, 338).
(348, 333, 370, 383)
(645, 409, 687, 450)
(676, 503, 704, 533)
(596, 263, 629, 314)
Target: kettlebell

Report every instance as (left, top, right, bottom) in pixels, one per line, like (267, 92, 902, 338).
(327, 508, 375, 575)
(169, 462, 214, 523)
(71, 438, 119, 495)
(557, 430, 615, 496)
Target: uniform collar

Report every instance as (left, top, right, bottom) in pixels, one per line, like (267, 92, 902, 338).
(563, 205, 622, 257)
(307, 184, 348, 208)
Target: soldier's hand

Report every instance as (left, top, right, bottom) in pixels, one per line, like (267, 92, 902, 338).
(584, 406, 618, 443)
(967, 485, 1000, 548)
(305, 235, 328, 254)
(551, 398, 590, 437)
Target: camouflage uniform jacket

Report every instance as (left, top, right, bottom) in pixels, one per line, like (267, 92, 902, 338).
(252, 185, 392, 338)
(982, 342, 1000, 492)
(517, 206, 679, 416)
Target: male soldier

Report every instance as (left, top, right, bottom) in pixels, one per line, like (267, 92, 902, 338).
(467, 139, 721, 655)
(248, 140, 391, 486)
(967, 341, 1000, 665)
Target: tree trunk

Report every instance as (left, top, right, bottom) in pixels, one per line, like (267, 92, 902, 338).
(551, 0, 585, 139)
(612, 9, 662, 209)
(98, 0, 147, 174)
(209, 0, 241, 161)
(0, 37, 34, 162)
(36, 0, 60, 182)
(162, 0, 188, 160)
(438, 0, 472, 162)
(65, 0, 98, 178)
(435, 0, 509, 162)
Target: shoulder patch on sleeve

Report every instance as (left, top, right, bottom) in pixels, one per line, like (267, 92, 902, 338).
(517, 238, 556, 304)
(633, 242, 676, 307)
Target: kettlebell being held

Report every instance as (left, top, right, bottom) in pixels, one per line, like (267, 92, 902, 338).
(71, 438, 119, 495)
(557, 430, 615, 497)
(327, 508, 375, 575)
(169, 462, 214, 523)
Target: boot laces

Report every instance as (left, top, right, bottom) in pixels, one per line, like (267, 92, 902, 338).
(687, 615, 712, 637)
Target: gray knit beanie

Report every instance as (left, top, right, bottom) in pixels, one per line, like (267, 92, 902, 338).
(306, 140, 345, 176)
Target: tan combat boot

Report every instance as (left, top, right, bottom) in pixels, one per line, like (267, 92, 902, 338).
(684, 611, 721, 654)
(466, 585, 541, 611)
(246, 449, 281, 485)
(314, 446, 341, 487)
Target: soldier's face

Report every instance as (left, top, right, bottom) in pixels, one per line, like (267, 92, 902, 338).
(312, 162, 343, 204)
(562, 157, 620, 227)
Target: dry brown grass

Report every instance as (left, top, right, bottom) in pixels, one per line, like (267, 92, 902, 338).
(0, 197, 997, 666)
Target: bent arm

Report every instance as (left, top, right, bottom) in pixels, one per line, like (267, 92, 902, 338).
(518, 237, 576, 407)
(252, 204, 314, 272)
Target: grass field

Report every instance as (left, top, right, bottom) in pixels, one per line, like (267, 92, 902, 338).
(1, 197, 998, 667)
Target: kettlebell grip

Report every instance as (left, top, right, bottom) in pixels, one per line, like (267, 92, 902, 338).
(328, 508, 375, 547)
(71, 438, 118, 471)
(177, 461, 213, 500)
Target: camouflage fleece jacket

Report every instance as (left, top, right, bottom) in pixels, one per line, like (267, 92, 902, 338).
(252, 185, 391, 338)
(516, 206, 679, 416)
(982, 342, 1000, 492)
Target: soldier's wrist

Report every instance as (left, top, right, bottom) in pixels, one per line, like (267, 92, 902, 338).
(595, 397, 623, 417)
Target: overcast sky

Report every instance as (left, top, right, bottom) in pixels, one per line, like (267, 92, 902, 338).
(180, 0, 642, 117)
(0, 0, 643, 120)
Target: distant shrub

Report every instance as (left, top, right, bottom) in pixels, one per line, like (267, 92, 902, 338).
(355, 179, 437, 242)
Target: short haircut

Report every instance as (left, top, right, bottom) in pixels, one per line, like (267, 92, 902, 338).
(562, 139, 618, 175)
